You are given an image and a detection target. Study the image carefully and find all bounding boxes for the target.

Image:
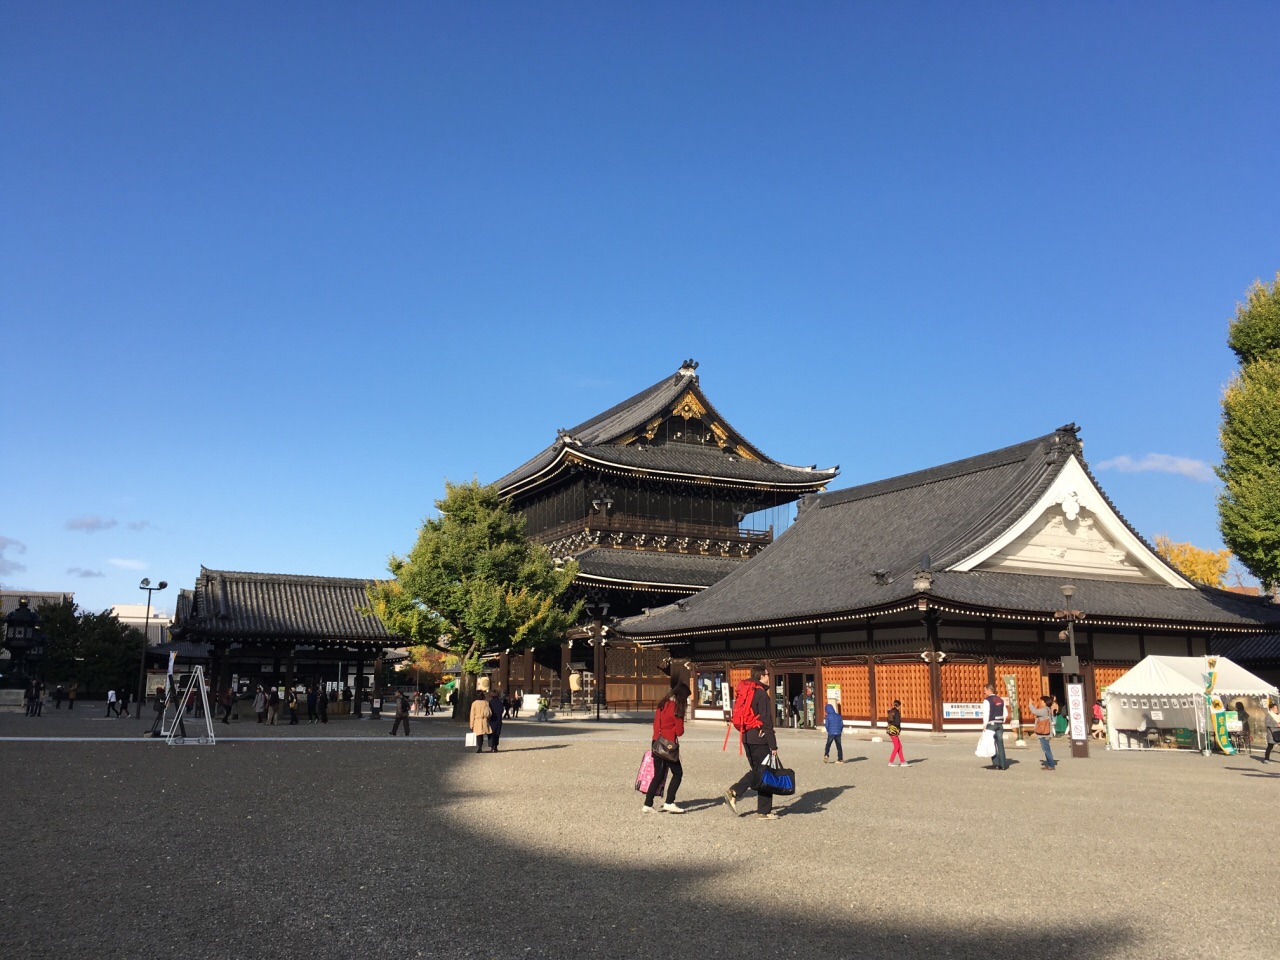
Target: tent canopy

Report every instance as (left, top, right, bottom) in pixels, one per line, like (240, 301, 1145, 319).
(1103, 655, 1277, 700)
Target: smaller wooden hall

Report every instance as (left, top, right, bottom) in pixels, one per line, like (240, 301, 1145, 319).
(614, 424, 1280, 731)
(165, 567, 407, 713)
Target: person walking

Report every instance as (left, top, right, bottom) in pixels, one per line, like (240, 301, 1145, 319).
(54, 684, 64, 709)
(887, 699, 907, 767)
(390, 690, 411, 736)
(219, 687, 233, 724)
(643, 683, 689, 814)
(822, 700, 845, 763)
(469, 692, 493, 753)
(317, 688, 329, 724)
(724, 664, 781, 820)
(306, 685, 317, 724)
(487, 689, 504, 751)
(252, 686, 266, 723)
(982, 684, 1008, 770)
(67, 683, 77, 710)
(1262, 701, 1279, 763)
(1091, 699, 1106, 740)
(267, 687, 281, 725)
(1030, 695, 1058, 771)
(106, 688, 119, 718)
(790, 691, 803, 729)
(287, 689, 299, 725)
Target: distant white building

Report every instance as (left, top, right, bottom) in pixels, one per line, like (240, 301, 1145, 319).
(112, 603, 172, 645)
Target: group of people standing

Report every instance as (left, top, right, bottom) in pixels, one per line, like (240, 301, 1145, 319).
(468, 689, 507, 752)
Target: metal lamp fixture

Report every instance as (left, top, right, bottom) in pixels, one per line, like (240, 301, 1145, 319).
(134, 578, 168, 719)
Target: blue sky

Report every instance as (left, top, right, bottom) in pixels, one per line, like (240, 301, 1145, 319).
(3, 2, 1277, 615)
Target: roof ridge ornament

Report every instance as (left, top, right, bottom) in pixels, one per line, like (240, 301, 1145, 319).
(677, 358, 699, 378)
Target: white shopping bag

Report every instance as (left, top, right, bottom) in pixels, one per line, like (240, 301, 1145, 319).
(975, 728, 996, 758)
(465, 732, 477, 747)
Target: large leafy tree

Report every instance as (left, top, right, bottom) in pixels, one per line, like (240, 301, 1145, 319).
(1218, 272, 1280, 594)
(367, 479, 580, 719)
(1153, 535, 1231, 588)
(32, 599, 143, 695)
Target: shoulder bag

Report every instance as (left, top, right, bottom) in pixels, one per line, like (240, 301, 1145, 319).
(1034, 717, 1052, 736)
(652, 735, 680, 763)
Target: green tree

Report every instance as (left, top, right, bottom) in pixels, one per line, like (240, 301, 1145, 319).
(1218, 272, 1280, 594)
(367, 479, 580, 719)
(78, 611, 144, 697)
(36, 598, 81, 681)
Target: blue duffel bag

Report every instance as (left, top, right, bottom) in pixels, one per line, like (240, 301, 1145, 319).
(754, 755, 796, 796)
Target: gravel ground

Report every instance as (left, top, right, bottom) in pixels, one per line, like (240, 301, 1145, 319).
(1, 708, 1276, 960)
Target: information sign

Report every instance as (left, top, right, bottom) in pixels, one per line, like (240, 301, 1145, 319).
(1067, 681, 1088, 740)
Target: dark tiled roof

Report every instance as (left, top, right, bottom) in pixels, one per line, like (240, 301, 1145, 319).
(495, 363, 837, 495)
(2, 591, 74, 617)
(615, 427, 1280, 640)
(173, 567, 403, 645)
(1209, 634, 1280, 663)
(573, 547, 744, 591)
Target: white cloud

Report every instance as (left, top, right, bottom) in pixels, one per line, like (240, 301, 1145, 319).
(67, 566, 105, 578)
(108, 558, 148, 571)
(66, 516, 119, 534)
(127, 520, 154, 532)
(1095, 453, 1216, 483)
(0, 536, 27, 576)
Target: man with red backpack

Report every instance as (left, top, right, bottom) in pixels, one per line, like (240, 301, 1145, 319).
(724, 664, 780, 820)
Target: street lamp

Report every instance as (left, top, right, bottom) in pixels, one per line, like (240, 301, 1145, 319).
(134, 578, 167, 719)
(585, 601, 610, 721)
(1054, 583, 1089, 758)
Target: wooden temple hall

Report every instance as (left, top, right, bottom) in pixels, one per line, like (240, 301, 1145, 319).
(164, 567, 406, 713)
(489, 360, 838, 708)
(614, 423, 1280, 730)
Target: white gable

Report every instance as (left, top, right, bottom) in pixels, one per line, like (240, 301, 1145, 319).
(950, 456, 1191, 588)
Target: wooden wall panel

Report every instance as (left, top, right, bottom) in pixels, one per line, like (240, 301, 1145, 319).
(1092, 664, 1129, 693)
(822, 663, 870, 719)
(874, 662, 930, 724)
(940, 662, 987, 704)
(996, 664, 1044, 722)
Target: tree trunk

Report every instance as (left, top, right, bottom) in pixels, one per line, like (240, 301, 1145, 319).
(451, 642, 482, 721)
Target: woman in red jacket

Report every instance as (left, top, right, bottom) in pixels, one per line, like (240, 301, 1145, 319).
(643, 683, 690, 814)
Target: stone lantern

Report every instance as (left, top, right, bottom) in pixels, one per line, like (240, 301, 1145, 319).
(3, 596, 44, 686)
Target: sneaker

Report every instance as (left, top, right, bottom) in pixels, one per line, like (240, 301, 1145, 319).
(724, 788, 737, 815)
(641, 805, 655, 814)
(661, 803, 685, 814)
(888, 761, 897, 766)
(756, 812, 779, 820)
(823, 755, 829, 763)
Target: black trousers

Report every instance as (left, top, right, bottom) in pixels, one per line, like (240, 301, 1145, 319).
(489, 724, 502, 751)
(391, 714, 410, 735)
(644, 757, 683, 806)
(730, 742, 774, 814)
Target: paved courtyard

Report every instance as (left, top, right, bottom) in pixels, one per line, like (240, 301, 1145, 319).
(1, 708, 1275, 959)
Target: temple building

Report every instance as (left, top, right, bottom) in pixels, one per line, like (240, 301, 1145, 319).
(166, 567, 406, 714)
(490, 360, 838, 709)
(615, 424, 1280, 728)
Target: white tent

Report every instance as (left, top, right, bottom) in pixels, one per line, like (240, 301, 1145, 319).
(1101, 656, 1278, 752)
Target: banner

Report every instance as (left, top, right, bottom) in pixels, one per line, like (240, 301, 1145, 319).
(1207, 695, 1235, 754)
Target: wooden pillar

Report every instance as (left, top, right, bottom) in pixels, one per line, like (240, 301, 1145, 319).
(867, 655, 878, 727)
(522, 650, 534, 696)
(814, 656, 825, 721)
(285, 648, 296, 694)
(499, 652, 511, 694)
(559, 641, 572, 706)
(924, 611, 942, 732)
(373, 653, 384, 703)
(354, 654, 364, 717)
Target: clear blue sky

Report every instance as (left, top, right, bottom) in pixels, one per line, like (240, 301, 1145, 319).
(3, 2, 1277, 614)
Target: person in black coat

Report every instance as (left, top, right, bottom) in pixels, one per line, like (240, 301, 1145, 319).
(487, 690, 505, 752)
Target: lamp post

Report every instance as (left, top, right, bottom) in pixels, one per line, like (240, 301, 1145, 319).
(1055, 584, 1089, 758)
(585, 601, 610, 721)
(134, 578, 167, 719)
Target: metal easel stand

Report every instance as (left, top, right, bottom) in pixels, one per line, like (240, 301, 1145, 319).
(163, 666, 217, 746)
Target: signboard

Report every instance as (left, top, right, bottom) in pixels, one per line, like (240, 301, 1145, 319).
(1067, 682, 1088, 740)
(826, 683, 841, 703)
(943, 702, 984, 719)
(1002, 674, 1019, 726)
